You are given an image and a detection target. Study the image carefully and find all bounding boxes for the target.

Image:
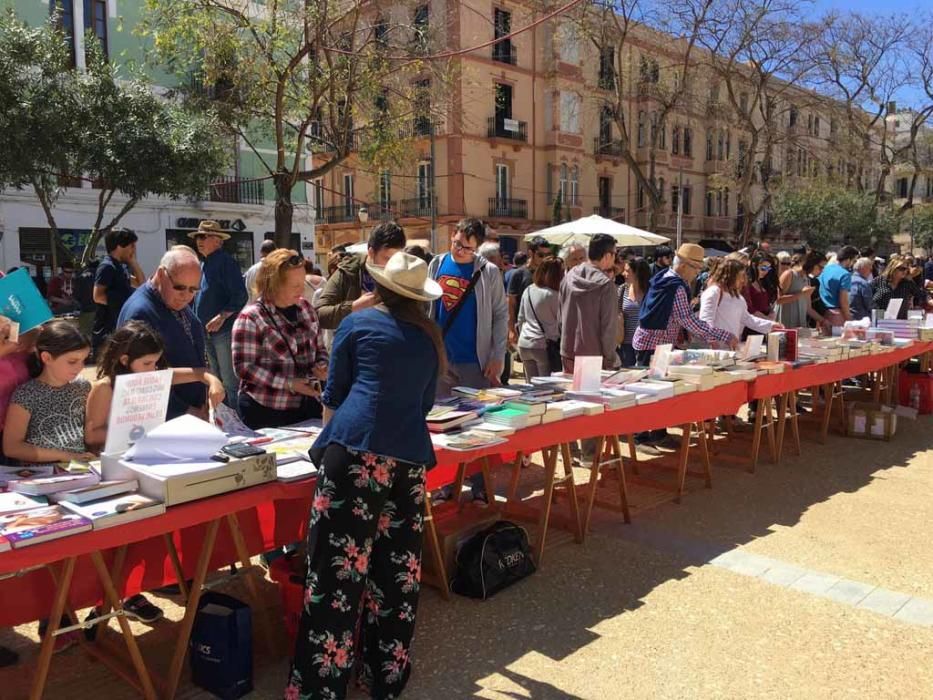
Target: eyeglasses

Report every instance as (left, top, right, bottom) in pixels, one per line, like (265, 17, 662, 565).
(285, 254, 304, 267)
(163, 268, 201, 294)
(779, 261, 791, 266)
(452, 240, 475, 254)
(759, 264, 772, 271)
(895, 266, 909, 272)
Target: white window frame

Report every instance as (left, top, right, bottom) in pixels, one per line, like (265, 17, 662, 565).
(495, 163, 509, 202)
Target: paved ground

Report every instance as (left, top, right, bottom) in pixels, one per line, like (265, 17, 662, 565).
(2, 401, 932, 699)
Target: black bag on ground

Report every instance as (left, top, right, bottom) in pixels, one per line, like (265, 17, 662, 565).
(451, 521, 536, 599)
(189, 591, 253, 699)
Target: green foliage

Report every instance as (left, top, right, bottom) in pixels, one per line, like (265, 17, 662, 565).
(772, 183, 898, 251)
(0, 11, 229, 266)
(911, 206, 933, 254)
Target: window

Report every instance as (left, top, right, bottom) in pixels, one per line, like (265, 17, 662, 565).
(86, 0, 108, 59)
(683, 128, 692, 157)
(672, 127, 681, 155)
(637, 184, 645, 210)
(739, 92, 749, 115)
(658, 118, 666, 150)
(414, 79, 432, 135)
(706, 130, 714, 161)
(897, 178, 909, 198)
(598, 176, 611, 210)
(557, 23, 580, 64)
(417, 161, 432, 206)
(709, 83, 720, 104)
(570, 166, 579, 205)
(343, 174, 355, 217)
(559, 91, 580, 133)
(639, 56, 659, 83)
(559, 163, 568, 204)
(650, 112, 658, 145)
(598, 45, 615, 90)
(49, 0, 76, 66)
(495, 163, 509, 201)
(682, 185, 692, 215)
(722, 188, 730, 216)
(671, 186, 679, 213)
(598, 106, 613, 146)
(717, 130, 725, 160)
(637, 111, 646, 147)
(374, 17, 388, 46)
(705, 190, 715, 217)
(493, 9, 513, 63)
(658, 177, 665, 203)
(379, 171, 391, 210)
(814, 116, 821, 135)
(413, 4, 429, 50)
(312, 179, 324, 220)
(789, 105, 798, 127)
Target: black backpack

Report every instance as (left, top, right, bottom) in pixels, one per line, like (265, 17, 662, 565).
(450, 521, 536, 599)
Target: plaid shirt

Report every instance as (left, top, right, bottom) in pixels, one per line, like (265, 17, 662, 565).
(633, 270, 735, 351)
(232, 298, 328, 411)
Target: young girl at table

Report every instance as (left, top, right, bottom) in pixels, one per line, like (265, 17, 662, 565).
(84, 320, 226, 450)
(2, 319, 96, 465)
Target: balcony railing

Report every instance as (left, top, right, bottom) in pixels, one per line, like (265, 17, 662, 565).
(487, 116, 527, 142)
(368, 201, 396, 221)
(398, 196, 433, 217)
(208, 176, 265, 205)
(488, 198, 527, 219)
(492, 42, 517, 65)
(593, 206, 625, 220)
(399, 117, 433, 139)
(316, 205, 360, 225)
(594, 137, 623, 158)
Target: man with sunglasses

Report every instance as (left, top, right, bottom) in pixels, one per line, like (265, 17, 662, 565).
(118, 246, 210, 420)
(189, 220, 248, 408)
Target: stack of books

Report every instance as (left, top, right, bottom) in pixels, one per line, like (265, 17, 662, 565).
(667, 365, 716, 391)
(876, 318, 919, 340)
(426, 408, 480, 433)
(9, 472, 100, 497)
(643, 378, 697, 395)
(483, 405, 533, 429)
(0, 505, 92, 550)
(624, 381, 675, 400)
(60, 493, 165, 530)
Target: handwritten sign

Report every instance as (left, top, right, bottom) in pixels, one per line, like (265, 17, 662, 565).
(104, 369, 173, 455)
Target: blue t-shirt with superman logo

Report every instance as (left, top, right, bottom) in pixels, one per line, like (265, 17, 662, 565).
(434, 254, 479, 364)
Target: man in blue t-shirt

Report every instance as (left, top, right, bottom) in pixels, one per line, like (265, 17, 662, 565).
(818, 245, 859, 325)
(428, 218, 508, 396)
(92, 228, 145, 357)
(427, 218, 508, 503)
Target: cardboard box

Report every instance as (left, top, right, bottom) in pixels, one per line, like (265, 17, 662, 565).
(424, 503, 501, 583)
(100, 453, 276, 506)
(847, 402, 897, 441)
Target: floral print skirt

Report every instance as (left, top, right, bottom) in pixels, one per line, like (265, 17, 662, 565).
(285, 444, 426, 700)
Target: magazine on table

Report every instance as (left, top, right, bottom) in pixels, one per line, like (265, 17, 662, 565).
(0, 492, 48, 516)
(59, 493, 165, 530)
(0, 505, 92, 549)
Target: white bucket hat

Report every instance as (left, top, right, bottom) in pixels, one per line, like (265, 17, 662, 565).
(365, 252, 441, 302)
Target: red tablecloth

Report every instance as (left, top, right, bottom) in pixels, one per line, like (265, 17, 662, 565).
(1, 343, 927, 627)
(747, 341, 931, 400)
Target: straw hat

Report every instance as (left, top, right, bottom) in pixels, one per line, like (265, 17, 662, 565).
(365, 252, 441, 302)
(675, 243, 705, 266)
(188, 220, 230, 240)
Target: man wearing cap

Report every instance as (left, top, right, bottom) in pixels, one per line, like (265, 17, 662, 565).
(190, 220, 248, 408)
(92, 228, 146, 357)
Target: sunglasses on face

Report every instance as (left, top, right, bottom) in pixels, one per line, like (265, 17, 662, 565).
(759, 265, 772, 272)
(895, 266, 908, 272)
(163, 268, 201, 294)
(285, 254, 304, 267)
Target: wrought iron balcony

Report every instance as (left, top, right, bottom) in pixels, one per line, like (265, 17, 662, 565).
(594, 137, 623, 157)
(492, 42, 517, 65)
(316, 205, 360, 224)
(487, 116, 527, 142)
(398, 196, 434, 217)
(208, 176, 265, 205)
(488, 198, 527, 219)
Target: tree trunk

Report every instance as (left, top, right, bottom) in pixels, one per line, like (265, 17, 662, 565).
(274, 171, 294, 248)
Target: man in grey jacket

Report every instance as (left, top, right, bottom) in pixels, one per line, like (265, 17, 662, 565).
(559, 233, 621, 371)
(427, 217, 509, 397)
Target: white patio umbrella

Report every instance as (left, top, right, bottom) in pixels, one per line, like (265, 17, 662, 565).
(524, 214, 670, 247)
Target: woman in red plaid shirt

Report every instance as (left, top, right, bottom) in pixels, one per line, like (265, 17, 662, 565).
(232, 249, 329, 429)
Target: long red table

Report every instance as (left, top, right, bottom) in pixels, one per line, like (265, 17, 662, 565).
(1, 340, 928, 698)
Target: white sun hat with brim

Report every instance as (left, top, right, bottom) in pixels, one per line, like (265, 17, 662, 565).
(365, 251, 442, 302)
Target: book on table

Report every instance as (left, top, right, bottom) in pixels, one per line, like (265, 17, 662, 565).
(0, 492, 48, 516)
(276, 461, 318, 482)
(49, 479, 138, 505)
(9, 472, 100, 496)
(0, 466, 55, 488)
(265, 437, 315, 465)
(434, 430, 508, 452)
(59, 493, 165, 530)
(0, 505, 92, 549)
(426, 409, 480, 432)
(483, 406, 530, 428)
(501, 400, 546, 417)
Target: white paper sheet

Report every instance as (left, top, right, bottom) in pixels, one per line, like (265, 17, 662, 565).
(124, 414, 227, 464)
(572, 356, 603, 391)
(652, 344, 673, 378)
(884, 298, 903, 320)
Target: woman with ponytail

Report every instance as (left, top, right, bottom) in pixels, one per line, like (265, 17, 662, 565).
(286, 251, 444, 700)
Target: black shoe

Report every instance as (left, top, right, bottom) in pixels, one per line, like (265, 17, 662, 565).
(0, 644, 18, 668)
(123, 594, 163, 624)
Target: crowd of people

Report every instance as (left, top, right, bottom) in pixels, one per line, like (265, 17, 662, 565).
(2, 219, 933, 696)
